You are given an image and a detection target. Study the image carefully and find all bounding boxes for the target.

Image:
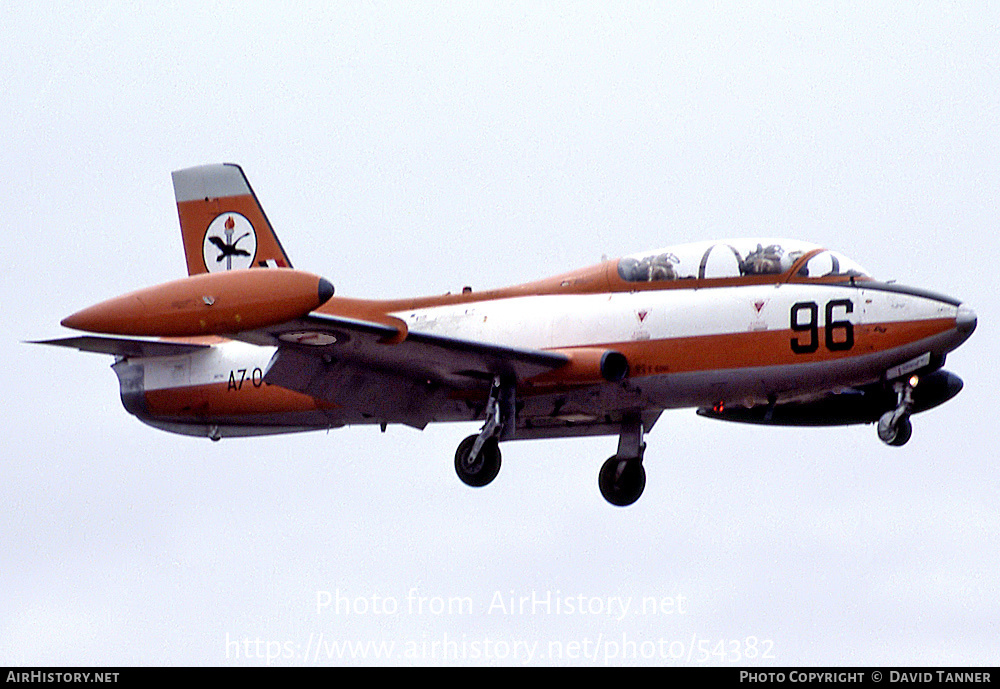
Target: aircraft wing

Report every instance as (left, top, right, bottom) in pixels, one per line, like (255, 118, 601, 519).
(244, 313, 570, 428)
(31, 336, 210, 358)
(256, 312, 569, 390)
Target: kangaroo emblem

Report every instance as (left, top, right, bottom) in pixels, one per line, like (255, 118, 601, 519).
(202, 213, 257, 272)
(208, 230, 252, 262)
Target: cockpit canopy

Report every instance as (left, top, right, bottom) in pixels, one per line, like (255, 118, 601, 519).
(616, 239, 869, 283)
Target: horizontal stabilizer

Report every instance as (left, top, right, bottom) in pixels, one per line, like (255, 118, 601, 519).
(30, 336, 210, 358)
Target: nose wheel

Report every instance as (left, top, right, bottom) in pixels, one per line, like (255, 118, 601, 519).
(877, 414, 912, 446)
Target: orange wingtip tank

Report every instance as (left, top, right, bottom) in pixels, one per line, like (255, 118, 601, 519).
(62, 269, 334, 337)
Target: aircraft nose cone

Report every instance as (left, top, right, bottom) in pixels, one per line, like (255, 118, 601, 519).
(956, 303, 977, 335)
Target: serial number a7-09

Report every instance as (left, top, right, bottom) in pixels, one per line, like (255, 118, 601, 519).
(228, 368, 264, 391)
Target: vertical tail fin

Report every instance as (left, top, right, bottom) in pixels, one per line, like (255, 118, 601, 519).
(171, 163, 293, 276)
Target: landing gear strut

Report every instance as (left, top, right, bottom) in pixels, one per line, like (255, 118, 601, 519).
(599, 413, 646, 507)
(878, 376, 916, 447)
(454, 377, 514, 487)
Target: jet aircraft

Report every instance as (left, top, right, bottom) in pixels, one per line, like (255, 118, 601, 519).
(37, 164, 977, 505)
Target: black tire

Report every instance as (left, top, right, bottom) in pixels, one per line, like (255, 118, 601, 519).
(888, 416, 913, 446)
(599, 455, 646, 507)
(454, 435, 501, 487)
(879, 412, 913, 446)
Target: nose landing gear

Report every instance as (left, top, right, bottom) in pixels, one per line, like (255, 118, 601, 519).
(878, 376, 917, 447)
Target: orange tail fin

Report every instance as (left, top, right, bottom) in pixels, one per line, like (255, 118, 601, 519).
(171, 163, 293, 276)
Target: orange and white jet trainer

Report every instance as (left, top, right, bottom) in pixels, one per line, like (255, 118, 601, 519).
(37, 164, 977, 505)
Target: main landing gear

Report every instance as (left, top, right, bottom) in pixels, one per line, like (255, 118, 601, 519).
(877, 376, 917, 447)
(454, 377, 514, 488)
(452, 383, 650, 506)
(599, 413, 646, 507)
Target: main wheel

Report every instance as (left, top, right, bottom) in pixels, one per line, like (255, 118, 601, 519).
(454, 435, 502, 487)
(599, 456, 646, 507)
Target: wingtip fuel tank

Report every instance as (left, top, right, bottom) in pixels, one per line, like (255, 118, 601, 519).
(62, 269, 334, 337)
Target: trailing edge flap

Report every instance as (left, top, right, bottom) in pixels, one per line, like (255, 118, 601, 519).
(256, 312, 570, 392)
(31, 336, 210, 358)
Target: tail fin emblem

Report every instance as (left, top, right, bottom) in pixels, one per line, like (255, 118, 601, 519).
(202, 213, 257, 272)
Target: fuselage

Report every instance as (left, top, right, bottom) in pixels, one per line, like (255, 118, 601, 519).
(44, 163, 978, 505)
(111, 238, 976, 440)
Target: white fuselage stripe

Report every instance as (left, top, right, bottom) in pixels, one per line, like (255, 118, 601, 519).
(138, 284, 958, 392)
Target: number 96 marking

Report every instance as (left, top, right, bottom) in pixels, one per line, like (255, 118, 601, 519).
(790, 300, 854, 353)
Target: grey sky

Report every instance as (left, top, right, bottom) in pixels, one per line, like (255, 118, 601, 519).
(2, 2, 997, 665)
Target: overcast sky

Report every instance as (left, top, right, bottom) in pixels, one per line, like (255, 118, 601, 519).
(2, 2, 997, 666)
